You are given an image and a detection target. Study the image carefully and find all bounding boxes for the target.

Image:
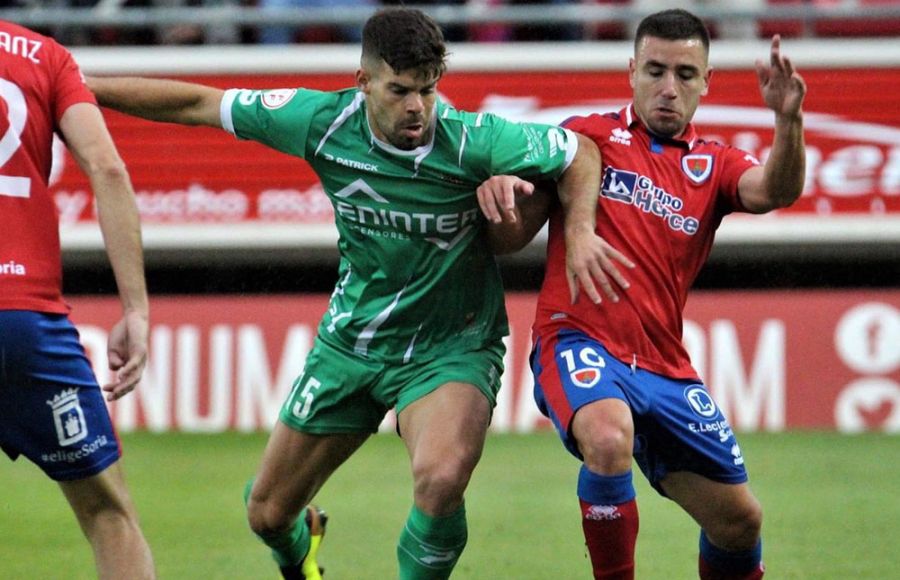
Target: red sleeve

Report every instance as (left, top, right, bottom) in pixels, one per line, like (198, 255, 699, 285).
(50, 39, 96, 126)
(717, 145, 760, 213)
(561, 113, 611, 144)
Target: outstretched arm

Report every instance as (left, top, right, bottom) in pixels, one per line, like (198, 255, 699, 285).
(555, 133, 633, 304)
(87, 75, 224, 127)
(60, 103, 149, 401)
(738, 35, 808, 213)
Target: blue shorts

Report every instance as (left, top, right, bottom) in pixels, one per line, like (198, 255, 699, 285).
(532, 329, 748, 494)
(0, 311, 121, 481)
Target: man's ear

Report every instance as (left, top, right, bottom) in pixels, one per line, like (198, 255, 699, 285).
(356, 68, 370, 93)
(701, 67, 713, 97)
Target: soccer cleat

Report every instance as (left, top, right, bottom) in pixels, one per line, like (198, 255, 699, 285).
(279, 505, 328, 580)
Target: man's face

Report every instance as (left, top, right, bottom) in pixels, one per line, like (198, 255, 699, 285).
(629, 35, 710, 138)
(357, 59, 438, 150)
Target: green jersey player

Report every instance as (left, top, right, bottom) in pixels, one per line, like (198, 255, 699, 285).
(89, 8, 614, 579)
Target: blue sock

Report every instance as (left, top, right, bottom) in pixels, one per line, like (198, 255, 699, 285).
(699, 530, 762, 574)
(577, 465, 636, 504)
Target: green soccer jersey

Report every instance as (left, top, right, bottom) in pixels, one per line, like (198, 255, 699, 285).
(222, 87, 577, 363)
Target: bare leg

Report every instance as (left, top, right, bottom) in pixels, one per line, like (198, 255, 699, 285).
(247, 421, 369, 536)
(661, 473, 762, 551)
(398, 382, 491, 516)
(662, 472, 764, 578)
(571, 399, 640, 580)
(59, 462, 155, 580)
(394, 382, 491, 578)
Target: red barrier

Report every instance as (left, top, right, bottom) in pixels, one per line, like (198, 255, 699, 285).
(69, 291, 900, 433)
(51, 69, 900, 241)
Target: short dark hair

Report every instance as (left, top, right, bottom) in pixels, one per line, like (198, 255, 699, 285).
(362, 8, 447, 80)
(635, 9, 710, 53)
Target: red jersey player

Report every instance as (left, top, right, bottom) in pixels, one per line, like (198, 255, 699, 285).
(0, 21, 155, 577)
(480, 9, 807, 580)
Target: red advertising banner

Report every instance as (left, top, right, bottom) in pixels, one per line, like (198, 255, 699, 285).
(68, 290, 900, 434)
(50, 68, 900, 245)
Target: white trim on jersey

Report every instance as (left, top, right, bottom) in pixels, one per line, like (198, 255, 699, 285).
(562, 127, 579, 172)
(458, 124, 468, 167)
(314, 91, 365, 157)
(354, 284, 407, 358)
(220, 88, 238, 134)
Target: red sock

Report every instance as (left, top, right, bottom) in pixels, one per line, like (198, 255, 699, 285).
(699, 556, 765, 579)
(579, 498, 639, 580)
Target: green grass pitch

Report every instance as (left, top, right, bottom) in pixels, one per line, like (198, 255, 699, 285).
(1, 431, 897, 579)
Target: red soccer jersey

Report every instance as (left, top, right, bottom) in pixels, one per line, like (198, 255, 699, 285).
(0, 21, 96, 313)
(535, 104, 759, 380)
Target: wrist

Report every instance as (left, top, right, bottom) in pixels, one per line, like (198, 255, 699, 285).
(564, 220, 596, 240)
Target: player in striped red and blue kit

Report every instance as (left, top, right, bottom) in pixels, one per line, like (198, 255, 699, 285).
(0, 20, 155, 578)
(483, 9, 807, 580)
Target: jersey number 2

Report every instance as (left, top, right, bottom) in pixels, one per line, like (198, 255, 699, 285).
(0, 78, 32, 198)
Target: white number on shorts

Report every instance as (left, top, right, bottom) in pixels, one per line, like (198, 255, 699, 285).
(560, 347, 606, 372)
(292, 376, 322, 419)
(0, 78, 32, 198)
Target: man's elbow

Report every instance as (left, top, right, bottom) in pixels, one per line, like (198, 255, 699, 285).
(88, 152, 130, 186)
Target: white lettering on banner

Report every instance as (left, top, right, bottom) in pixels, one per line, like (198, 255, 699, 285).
(176, 325, 232, 432)
(710, 320, 785, 431)
(882, 148, 900, 195)
(491, 334, 548, 434)
(116, 326, 174, 432)
(819, 145, 884, 196)
(835, 302, 900, 374)
(834, 377, 900, 433)
(54, 191, 91, 224)
(684, 320, 786, 432)
(682, 321, 707, 379)
(105, 184, 249, 221)
(80, 323, 311, 432)
(257, 186, 333, 220)
(236, 325, 310, 432)
(492, 336, 516, 433)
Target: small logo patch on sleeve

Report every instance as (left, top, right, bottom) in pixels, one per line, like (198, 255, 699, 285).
(261, 89, 298, 109)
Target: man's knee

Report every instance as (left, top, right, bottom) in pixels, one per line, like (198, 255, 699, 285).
(708, 496, 763, 550)
(246, 493, 296, 538)
(411, 452, 477, 511)
(571, 399, 633, 474)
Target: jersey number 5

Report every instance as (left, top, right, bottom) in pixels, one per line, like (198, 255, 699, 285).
(0, 78, 32, 198)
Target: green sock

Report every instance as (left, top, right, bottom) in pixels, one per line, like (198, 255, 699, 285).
(397, 503, 468, 580)
(243, 478, 310, 567)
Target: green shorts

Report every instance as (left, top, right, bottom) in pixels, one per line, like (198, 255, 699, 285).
(279, 337, 506, 434)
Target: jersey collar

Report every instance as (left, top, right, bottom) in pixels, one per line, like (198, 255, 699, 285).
(624, 103, 698, 151)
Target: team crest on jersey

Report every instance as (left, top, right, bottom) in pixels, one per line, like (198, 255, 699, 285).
(261, 89, 297, 110)
(47, 389, 88, 447)
(681, 154, 713, 184)
(570, 367, 601, 389)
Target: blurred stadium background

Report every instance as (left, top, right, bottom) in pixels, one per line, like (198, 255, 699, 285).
(1, 1, 898, 578)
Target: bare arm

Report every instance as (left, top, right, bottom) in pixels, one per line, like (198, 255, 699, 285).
(478, 132, 633, 303)
(482, 177, 551, 255)
(556, 133, 633, 304)
(738, 35, 807, 213)
(86, 75, 224, 127)
(60, 103, 149, 401)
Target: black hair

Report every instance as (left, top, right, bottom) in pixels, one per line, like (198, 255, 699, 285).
(362, 8, 447, 80)
(635, 9, 710, 53)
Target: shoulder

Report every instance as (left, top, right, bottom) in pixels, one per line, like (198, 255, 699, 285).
(561, 112, 620, 139)
(437, 103, 500, 131)
(695, 138, 760, 166)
